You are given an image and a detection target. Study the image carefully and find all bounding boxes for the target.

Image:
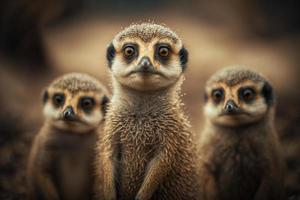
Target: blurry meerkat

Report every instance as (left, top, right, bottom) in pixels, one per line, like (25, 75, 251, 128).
(198, 66, 285, 200)
(95, 22, 201, 200)
(27, 73, 109, 200)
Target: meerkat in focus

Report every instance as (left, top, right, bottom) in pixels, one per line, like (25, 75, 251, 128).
(95, 22, 201, 200)
(27, 73, 109, 200)
(198, 66, 285, 200)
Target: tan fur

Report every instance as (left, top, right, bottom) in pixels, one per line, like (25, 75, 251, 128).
(95, 23, 200, 200)
(198, 67, 285, 200)
(204, 80, 268, 127)
(113, 37, 181, 70)
(51, 73, 106, 93)
(206, 66, 267, 87)
(27, 73, 109, 200)
(114, 23, 179, 43)
(110, 24, 184, 93)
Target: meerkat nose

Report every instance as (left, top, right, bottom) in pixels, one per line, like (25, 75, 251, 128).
(139, 56, 153, 71)
(225, 100, 238, 113)
(63, 106, 76, 121)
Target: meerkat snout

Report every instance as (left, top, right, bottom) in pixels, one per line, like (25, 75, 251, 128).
(62, 106, 76, 121)
(223, 99, 240, 114)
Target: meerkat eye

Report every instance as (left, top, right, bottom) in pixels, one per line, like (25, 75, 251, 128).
(158, 46, 169, 57)
(123, 45, 136, 58)
(80, 97, 95, 112)
(211, 89, 224, 103)
(53, 93, 65, 107)
(156, 44, 171, 62)
(239, 87, 256, 102)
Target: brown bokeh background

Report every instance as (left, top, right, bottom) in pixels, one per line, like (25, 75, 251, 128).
(0, 0, 299, 199)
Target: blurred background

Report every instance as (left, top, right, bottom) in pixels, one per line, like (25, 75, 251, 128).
(0, 0, 299, 199)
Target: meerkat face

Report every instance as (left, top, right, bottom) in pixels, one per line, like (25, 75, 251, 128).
(107, 23, 188, 91)
(42, 73, 109, 133)
(204, 68, 274, 127)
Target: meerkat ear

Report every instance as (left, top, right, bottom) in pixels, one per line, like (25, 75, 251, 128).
(106, 43, 116, 68)
(42, 90, 49, 104)
(179, 46, 188, 71)
(262, 82, 274, 106)
(101, 95, 110, 115)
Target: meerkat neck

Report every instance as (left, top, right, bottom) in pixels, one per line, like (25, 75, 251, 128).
(207, 115, 273, 136)
(111, 76, 184, 113)
(43, 120, 96, 135)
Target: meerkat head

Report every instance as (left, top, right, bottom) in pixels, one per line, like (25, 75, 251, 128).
(204, 66, 274, 127)
(106, 22, 188, 91)
(42, 73, 110, 133)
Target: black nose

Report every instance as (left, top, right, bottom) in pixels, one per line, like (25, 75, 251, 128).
(225, 100, 238, 113)
(139, 56, 153, 71)
(63, 106, 76, 121)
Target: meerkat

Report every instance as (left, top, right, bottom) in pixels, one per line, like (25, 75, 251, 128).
(198, 66, 285, 200)
(95, 22, 201, 200)
(27, 73, 109, 200)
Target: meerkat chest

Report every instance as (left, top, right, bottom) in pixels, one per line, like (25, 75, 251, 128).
(117, 115, 161, 157)
(209, 138, 267, 200)
(111, 112, 179, 196)
(45, 133, 96, 199)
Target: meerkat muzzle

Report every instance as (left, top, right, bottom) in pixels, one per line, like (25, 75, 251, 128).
(224, 99, 240, 114)
(138, 56, 154, 72)
(63, 106, 76, 121)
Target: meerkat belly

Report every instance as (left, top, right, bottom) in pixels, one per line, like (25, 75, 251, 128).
(49, 134, 95, 200)
(117, 128, 158, 199)
(58, 150, 92, 200)
(213, 143, 265, 200)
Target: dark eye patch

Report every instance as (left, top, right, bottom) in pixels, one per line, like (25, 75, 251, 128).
(52, 93, 65, 107)
(79, 97, 95, 113)
(211, 88, 224, 104)
(122, 43, 138, 63)
(238, 87, 256, 103)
